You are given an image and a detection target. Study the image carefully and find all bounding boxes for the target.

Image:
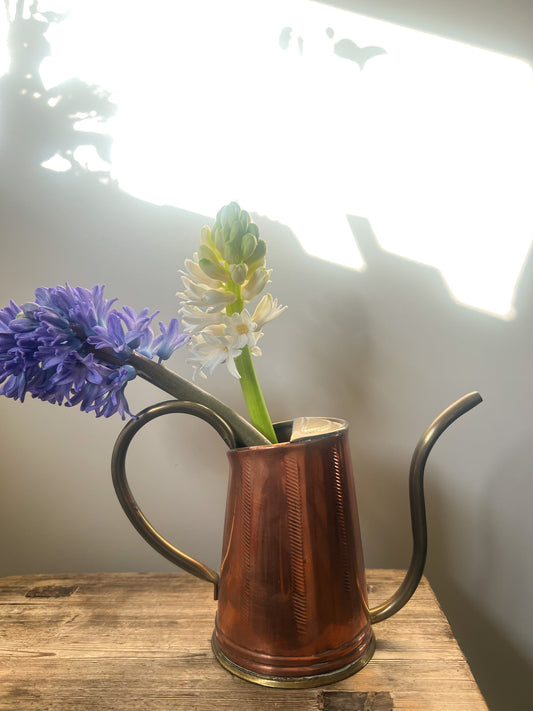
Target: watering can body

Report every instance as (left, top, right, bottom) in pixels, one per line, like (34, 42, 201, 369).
(213, 420, 373, 685)
(111, 393, 482, 687)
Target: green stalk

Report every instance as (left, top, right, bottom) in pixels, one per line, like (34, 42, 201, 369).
(234, 345, 278, 444)
(226, 284, 278, 444)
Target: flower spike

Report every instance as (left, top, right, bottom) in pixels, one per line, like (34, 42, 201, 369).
(177, 203, 285, 443)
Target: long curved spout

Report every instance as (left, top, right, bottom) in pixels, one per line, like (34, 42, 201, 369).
(369, 391, 483, 624)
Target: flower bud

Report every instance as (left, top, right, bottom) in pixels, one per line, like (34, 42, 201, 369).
(198, 244, 220, 264)
(200, 226, 212, 246)
(230, 263, 248, 285)
(219, 202, 240, 228)
(223, 237, 242, 265)
(245, 239, 267, 267)
(246, 223, 259, 238)
(240, 232, 257, 260)
(213, 225, 229, 255)
(239, 210, 251, 232)
(199, 258, 230, 281)
(229, 221, 244, 242)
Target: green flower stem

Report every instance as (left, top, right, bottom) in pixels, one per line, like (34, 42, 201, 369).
(226, 283, 278, 444)
(234, 345, 278, 444)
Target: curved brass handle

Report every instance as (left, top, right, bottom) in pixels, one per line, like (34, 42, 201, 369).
(369, 391, 483, 624)
(111, 400, 237, 600)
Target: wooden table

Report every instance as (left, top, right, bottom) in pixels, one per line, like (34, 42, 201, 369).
(0, 570, 487, 710)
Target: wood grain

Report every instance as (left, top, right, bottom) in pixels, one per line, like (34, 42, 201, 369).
(0, 570, 488, 710)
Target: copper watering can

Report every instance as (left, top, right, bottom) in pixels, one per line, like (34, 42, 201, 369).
(111, 391, 482, 688)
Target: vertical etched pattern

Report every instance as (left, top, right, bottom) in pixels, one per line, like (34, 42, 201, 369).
(332, 442, 352, 594)
(239, 455, 254, 622)
(284, 453, 308, 636)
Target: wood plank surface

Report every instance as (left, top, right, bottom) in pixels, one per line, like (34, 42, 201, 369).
(0, 570, 488, 710)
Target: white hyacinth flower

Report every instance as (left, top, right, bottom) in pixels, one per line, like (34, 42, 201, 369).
(177, 206, 285, 392)
(223, 310, 258, 349)
(182, 254, 221, 288)
(177, 276, 236, 311)
(252, 294, 287, 329)
(179, 305, 225, 334)
(188, 331, 242, 379)
(241, 267, 271, 301)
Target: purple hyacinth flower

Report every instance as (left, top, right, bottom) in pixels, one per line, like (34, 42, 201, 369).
(0, 285, 187, 419)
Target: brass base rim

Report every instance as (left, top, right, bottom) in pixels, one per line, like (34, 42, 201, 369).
(211, 632, 376, 689)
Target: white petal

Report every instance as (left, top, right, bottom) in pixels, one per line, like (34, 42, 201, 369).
(178, 277, 236, 310)
(202, 323, 226, 337)
(179, 305, 224, 333)
(187, 332, 242, 379)
(225, 352, 241, 379)
(183, 258, 221, 288)
(241, 268, 271, 301)
(203, 290, 236, 307)
(252, 294, 287, 329)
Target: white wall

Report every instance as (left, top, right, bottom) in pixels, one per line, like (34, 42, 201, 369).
(1, 2, 532, 709)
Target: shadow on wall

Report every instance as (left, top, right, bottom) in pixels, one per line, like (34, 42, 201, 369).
(352, 412, 533, 711)
(426, 452, 533, 711)
(2, 5, 533, 711)
(441, 586, 533, 711)
(356, 453, 533, 711)
(0, 2, 116, 179)
(345, 218, 533, 710)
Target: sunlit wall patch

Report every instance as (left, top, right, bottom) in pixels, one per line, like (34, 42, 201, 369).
(2, 0, 532, 318)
